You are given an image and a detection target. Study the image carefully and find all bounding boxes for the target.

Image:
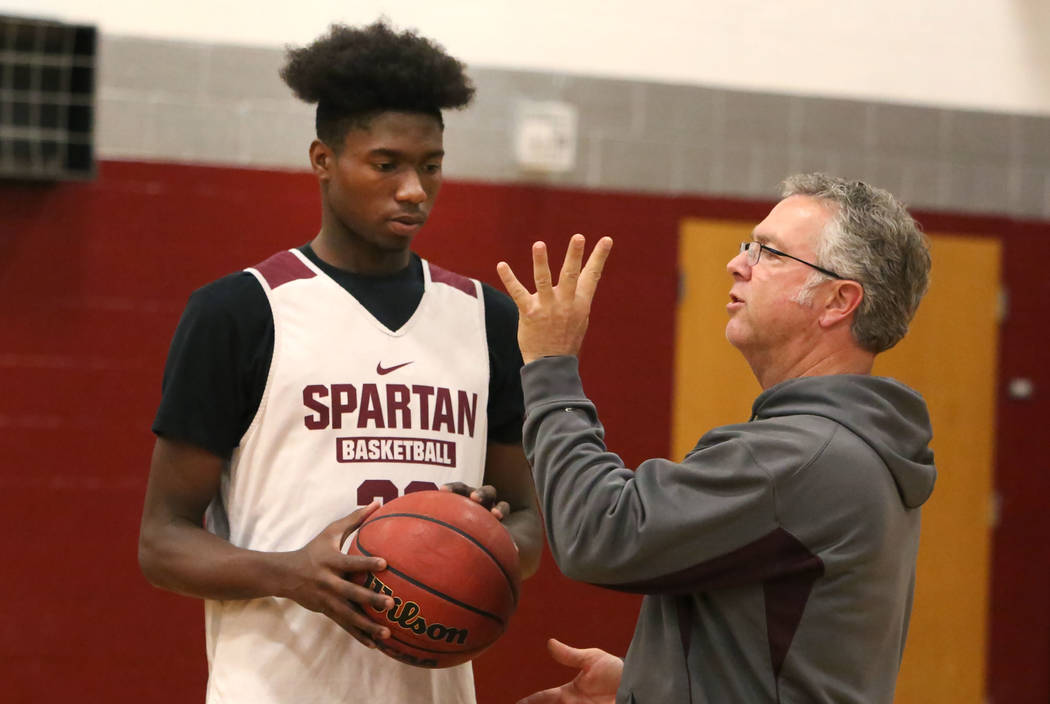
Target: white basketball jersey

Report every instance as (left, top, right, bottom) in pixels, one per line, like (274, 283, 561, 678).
(203, 249, 490, 704)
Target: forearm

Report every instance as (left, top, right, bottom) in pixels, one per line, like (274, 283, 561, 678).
(502, 505, 543, 579)
(483, 440, 544, 580)
(138, 517, 296, 601)
(522, 356, 777, 587)
(522, 367, 637, 581)
(139, 437, 301, 601)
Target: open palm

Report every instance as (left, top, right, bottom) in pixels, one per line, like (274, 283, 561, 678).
(517, 639, 623, 704)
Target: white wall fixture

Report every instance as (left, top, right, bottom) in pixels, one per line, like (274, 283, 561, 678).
(513, 99, 577, 174)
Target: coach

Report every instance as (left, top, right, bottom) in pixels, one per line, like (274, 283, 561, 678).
(499, 173, 936, 704)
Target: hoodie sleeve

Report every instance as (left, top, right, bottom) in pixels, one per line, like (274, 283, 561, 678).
(522, 356, 783, 592)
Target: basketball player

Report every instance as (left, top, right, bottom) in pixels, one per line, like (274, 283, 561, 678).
(500, 175, 935, 703)
(138, 21, 541, 704)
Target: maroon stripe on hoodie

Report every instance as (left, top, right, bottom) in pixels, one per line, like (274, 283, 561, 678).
(254, 250, 316, 289)
(597, 527, 823, 685)
(676, 596, 695, 702)
(764, 559, 822, 680)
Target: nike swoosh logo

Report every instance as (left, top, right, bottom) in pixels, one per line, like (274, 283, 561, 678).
(376, 361, 413, 375)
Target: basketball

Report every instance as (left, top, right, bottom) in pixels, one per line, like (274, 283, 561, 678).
(346, 490, 522, 668)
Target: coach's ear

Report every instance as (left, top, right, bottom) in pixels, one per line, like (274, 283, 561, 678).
(309, 139, 333, 182)
(818, 279, 864, 329)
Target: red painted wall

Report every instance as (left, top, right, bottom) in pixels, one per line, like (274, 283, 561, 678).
(0, 161, 1046, 703)
(983, 221, 1050, 704)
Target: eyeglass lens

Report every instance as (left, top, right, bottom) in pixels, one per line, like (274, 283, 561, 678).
(740, 242, 760, 265)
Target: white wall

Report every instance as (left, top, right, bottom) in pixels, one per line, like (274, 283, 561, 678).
(4, 0, 1050, 117)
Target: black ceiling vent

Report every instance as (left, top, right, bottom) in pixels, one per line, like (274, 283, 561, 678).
(0, 15, 97, 181)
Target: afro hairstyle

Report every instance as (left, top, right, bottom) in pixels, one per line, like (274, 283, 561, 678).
(280, 20, 475, 147)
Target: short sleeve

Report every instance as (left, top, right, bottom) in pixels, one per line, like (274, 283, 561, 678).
(482, 283, 525, 444)
(151, 272, 274, 459)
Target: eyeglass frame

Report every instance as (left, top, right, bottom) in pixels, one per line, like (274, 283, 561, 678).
(738, 241, 844, 280)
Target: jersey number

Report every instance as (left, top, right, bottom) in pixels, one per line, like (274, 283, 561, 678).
(357, 479, 439, 505)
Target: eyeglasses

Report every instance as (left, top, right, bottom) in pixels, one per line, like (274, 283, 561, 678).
(738, 242, 844, 280)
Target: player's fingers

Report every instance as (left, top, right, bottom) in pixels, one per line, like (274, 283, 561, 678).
(496, 261, 532, 309)
(440, 481, 473, 497)
(532, 241, 555, 303)
(577, 237, 613, 303)
(441, 482, 505, 517)
(331, 501, 381, 546)
(335, 574, 394, 613)
(341, 552, 388, 578)
(469, 484, 499, 509)
(347, 628, 382, 649)
(325, 600, 391, 648)
(557, 233, 586, 297)
(441, 482, 501, 511)
(490, 500, 511, 521)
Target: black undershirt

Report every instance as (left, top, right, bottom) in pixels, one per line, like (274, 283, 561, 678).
(152, 245, 525, 459)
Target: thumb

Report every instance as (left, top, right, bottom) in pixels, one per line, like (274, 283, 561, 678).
(332, 500, 381, 548)
(546, 638, 589, 669)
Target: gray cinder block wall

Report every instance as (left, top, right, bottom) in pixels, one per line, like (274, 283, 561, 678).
(97, 35, 1050, 219)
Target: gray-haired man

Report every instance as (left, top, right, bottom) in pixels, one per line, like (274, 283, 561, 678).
(501, 174, 935, 704)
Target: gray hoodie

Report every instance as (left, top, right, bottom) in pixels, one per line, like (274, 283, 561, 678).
(522, 357, 935, 704)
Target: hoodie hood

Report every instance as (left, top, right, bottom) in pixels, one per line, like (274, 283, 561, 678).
(751, 375, 936, 508)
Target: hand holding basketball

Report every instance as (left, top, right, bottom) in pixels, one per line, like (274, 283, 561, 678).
(497, 234, 613, 364)
(279, 501, 394, 648)
(346, 491, 522, 668)
(440, 481, 511, 520)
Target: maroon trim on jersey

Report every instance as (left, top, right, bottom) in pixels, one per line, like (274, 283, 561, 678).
(253, 250, 316, 289)
(429, 263, 477, 298)
(596, 526, 823, 684)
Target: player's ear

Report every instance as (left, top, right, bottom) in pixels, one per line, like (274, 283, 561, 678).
(309, 139, 333, 181)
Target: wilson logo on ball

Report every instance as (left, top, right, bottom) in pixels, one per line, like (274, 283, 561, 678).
(363, 572, 470, 645)
(347, 490, 522, 668)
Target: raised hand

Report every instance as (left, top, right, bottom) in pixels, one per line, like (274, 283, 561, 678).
(516, 638, 623, 704)
(497, 234, 613, 364)
(279, 501, 395, 648)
